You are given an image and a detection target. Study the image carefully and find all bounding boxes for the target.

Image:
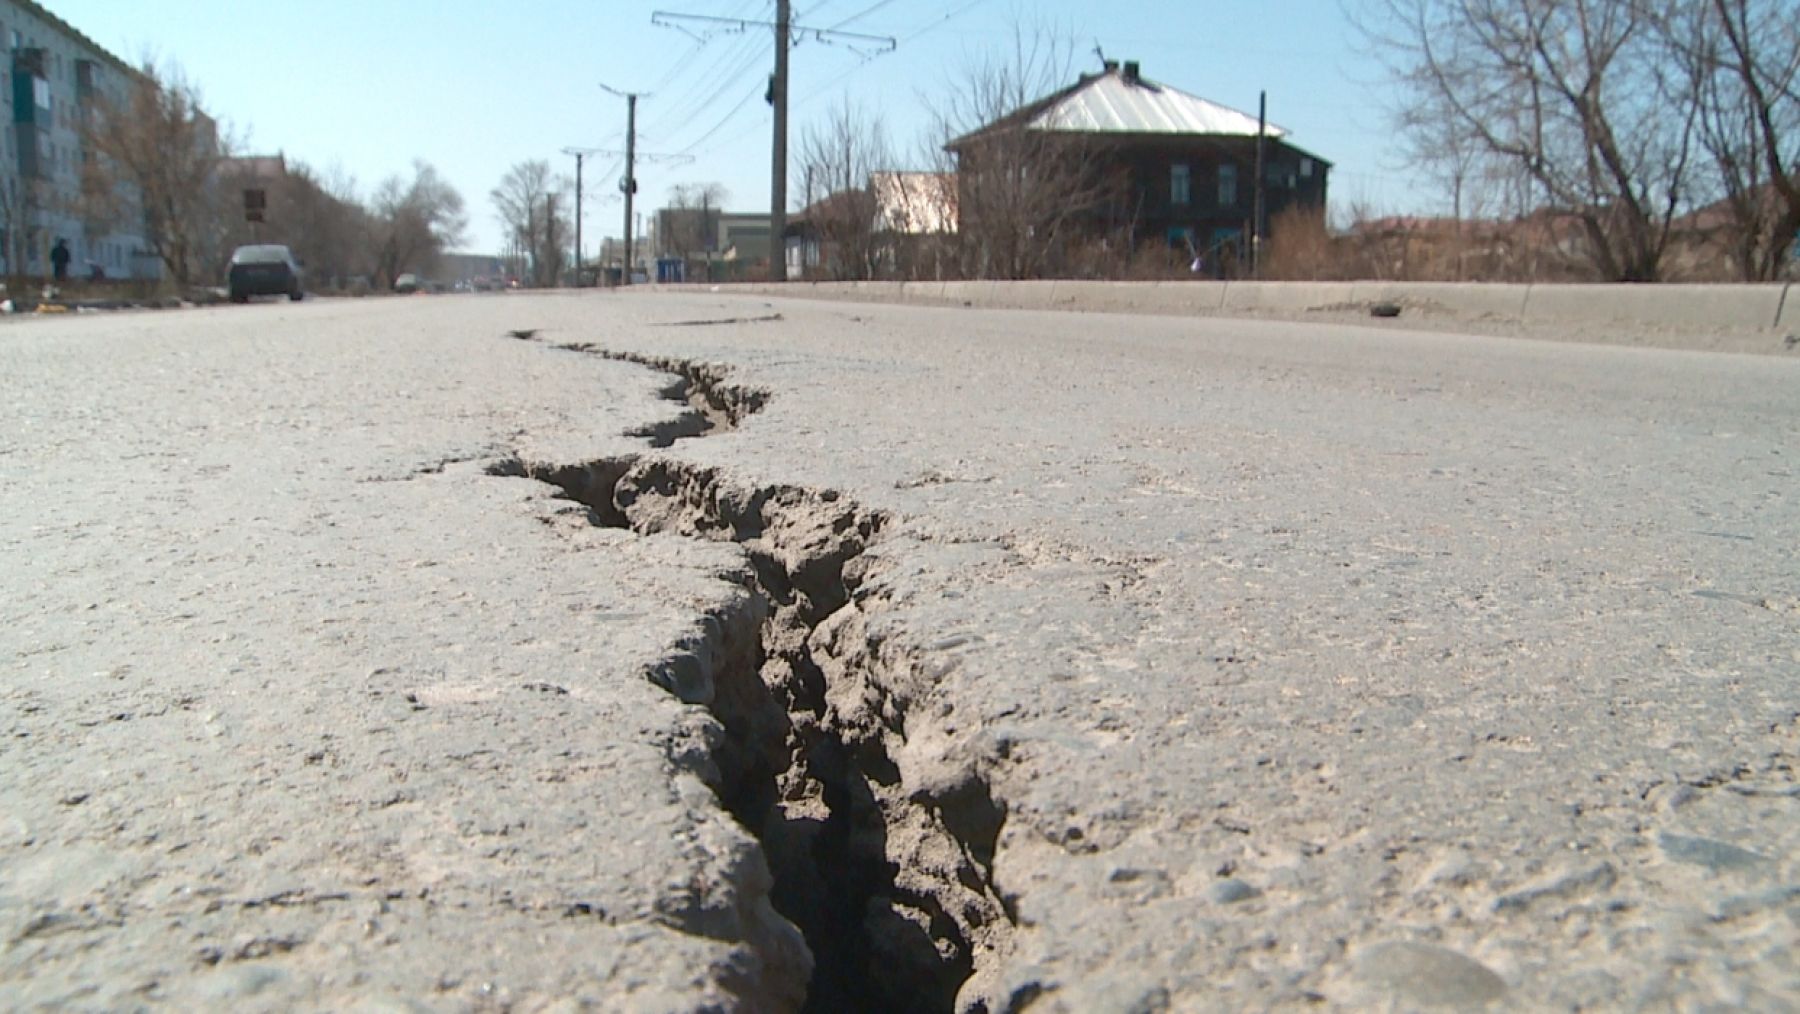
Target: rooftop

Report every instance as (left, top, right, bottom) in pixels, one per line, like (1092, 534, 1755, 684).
(950, 61, 1290, 148)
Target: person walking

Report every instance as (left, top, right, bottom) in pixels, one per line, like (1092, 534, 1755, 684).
(50, 238, 71, 282)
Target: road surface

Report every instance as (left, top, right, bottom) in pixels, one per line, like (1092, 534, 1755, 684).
(4, 291, 1796, 1010)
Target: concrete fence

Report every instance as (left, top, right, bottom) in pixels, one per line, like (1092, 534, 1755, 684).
(700, 279, 1798, 333)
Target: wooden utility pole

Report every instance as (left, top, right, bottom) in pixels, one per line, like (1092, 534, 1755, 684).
(1253, 90, 1266, 278)
(562, 147, 598, 286)
(573, 152, 582, 283)
(650, 7, 894, 283)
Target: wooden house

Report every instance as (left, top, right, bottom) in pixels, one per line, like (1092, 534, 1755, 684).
(946, 60, 1329, 270)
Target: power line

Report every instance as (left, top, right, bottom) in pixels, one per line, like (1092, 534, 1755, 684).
(827, 0, 901, 30)
(695, 0, 993, 157)
(648, 34, 767, 145)
(673, 79, 767, 156)
(652, 3, 897, 281)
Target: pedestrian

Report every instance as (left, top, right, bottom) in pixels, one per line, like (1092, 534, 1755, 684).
(50, 238, 71, 282)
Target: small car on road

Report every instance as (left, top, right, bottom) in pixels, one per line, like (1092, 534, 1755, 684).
(227, 244, 304, 303)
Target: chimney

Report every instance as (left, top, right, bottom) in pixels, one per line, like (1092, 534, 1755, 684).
(1123, 60, 1141, 82)
(1103, 60, 1119, 73)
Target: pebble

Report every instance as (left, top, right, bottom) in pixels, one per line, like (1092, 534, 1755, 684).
(1208, 878, 1261, 904)
(1356, 941, 1506, 1007)
(1493, 861, 1616, 913)
(1658, 832, 1770, 873)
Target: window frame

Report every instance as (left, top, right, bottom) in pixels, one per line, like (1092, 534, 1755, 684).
(1217, 164, 1237, 207)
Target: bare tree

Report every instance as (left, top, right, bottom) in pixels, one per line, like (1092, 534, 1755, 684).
(1651, 0, 1800, 279)
(661, 182, 729, 275)
(371, 160, 465, 288)
(79, 59, 231, 288)
(217, 160, 373, 290)
(930, 28, 1123, 279)
(1363, 0, 1701, 281)
(490, 160, 570, 286)
(1394, 79, 1518, 280)
(286, 163, 375, 288)
(795, 102, 892, 279)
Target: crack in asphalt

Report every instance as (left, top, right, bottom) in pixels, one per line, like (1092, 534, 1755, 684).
(489, 336, 1012, 1012)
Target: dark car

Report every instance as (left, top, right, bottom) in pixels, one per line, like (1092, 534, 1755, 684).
(227, 244, 304, 303)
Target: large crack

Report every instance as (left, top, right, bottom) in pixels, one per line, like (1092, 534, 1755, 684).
(490, 339, 1012, 1012)
(557, 343, 769, 447)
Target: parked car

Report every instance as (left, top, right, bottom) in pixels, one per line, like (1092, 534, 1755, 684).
(227, 244, 304, 303)
(394, 273, 421, 294)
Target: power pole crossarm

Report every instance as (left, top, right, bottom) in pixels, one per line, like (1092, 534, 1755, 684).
(650, 10, 895, 51)
(653, 4, 897, 283)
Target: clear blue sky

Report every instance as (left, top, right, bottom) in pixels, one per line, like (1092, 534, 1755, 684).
(53, 0, 1423, 254)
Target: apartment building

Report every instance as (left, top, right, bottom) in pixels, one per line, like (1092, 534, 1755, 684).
(2, 0, 153, 280)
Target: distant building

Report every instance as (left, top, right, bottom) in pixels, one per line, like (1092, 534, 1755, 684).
(652, 206, 771, 281)
(871, 171, 956, 236)
(785, 170, 956, 279)
(946, 60, 1330, 272)
(1, 0, 154, 279)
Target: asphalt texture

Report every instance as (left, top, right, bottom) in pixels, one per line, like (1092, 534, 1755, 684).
(4, 291, 1797, 1011)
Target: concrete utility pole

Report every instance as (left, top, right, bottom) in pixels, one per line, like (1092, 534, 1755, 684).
(624, 93, 638, 284)
(650, 7, 895, 283)
(597, 89, 643, 285)
(770, 0, 790, 281)
(572, 98, 691, 289)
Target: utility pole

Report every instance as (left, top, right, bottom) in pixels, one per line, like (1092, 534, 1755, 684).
(599, 85, 663, 285)
(651, 8, 895, 283)
(625, 94, 638, 284)
(573, 95, 691, 289)
(1252, 90, 1266, 279)
(770, 0, 789, 281)
(562, 147, 599, 287)
(598, 88, 643, 286)
(545, 192, 560, 286)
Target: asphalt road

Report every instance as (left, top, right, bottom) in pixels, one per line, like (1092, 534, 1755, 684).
(4, 291, 1796, 1011)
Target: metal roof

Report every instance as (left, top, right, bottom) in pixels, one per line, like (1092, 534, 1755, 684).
(1030, 70, 1288, 138)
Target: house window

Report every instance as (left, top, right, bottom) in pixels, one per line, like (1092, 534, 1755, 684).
(1170, 163, 1191, 205)
(1300, 157, 1314, 178)
(1217, 164, 1237, 207)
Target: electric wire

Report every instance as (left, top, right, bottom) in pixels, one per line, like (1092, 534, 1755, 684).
(826, 0, 901, 31)
(644, 29, 764, 144)
(684, 0, 992, 159)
